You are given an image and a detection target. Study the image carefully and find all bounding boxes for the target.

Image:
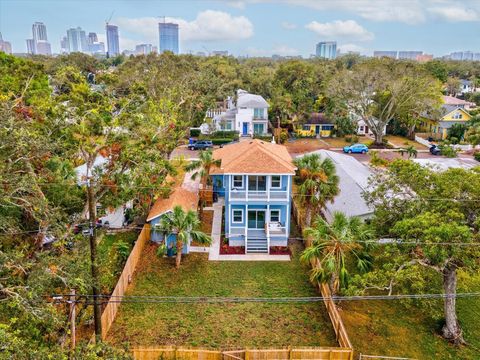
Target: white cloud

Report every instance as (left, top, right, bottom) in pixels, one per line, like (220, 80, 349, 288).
(226, 1, 246, 9)
(116, 10, 254, 44)
(306, 20, 374, 41)
(337, 43, 367, 54)
(281, 21, 297, 30)
(428, 6, 480, 22)
(285, 0, 426, 24)
(246, 45, 299, 56)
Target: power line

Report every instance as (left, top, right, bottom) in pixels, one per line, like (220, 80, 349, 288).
(49, 292, 480, 304)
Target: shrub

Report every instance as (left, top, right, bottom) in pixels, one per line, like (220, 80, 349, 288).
(211, 138, 233, 145)
(439, 145, 458, 158)
(473, 151, 480, 162)
(189, 128, 201, 137)
(279, 131, 288, 144)
(212, 130, 239, 140)
(156, 243, 167, 257)
(253, 134, 273, 142)
(369, 150, 389, 167)
(345, 135, 359, 143)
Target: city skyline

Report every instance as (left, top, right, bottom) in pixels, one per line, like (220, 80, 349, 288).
(1, 0, 479, 57)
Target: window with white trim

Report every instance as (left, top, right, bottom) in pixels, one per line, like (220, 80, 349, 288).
(271, 175, 281, 188)
(233, 175, 243, 188)
(270, 209, 280, 223)
(232, 209, 243, 223)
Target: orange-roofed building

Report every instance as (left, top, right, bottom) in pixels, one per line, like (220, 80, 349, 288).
(210, 139, 296, 253)
(147, 188, 199, 254)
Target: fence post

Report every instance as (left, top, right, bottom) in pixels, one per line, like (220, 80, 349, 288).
(69, 289, 76, 351)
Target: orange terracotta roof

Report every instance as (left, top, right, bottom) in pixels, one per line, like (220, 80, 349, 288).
(146, 188, 198, 222)
(210, 139, 296, 175)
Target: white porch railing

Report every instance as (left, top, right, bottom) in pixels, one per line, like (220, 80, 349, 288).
(229, 190, 288, 200)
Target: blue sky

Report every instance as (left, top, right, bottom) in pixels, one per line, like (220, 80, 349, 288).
(1, 0, 479, 56)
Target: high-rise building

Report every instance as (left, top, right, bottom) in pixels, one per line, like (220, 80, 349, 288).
(158, 22, 179, 54)
(66, 27, 88, 53)
(398, 51, 423, 60)
(416, 54, 433, 62)
(106, 24, 120, 57)
(30, 22, 51, 55)
(135, 43, 153, 55)
(0, 32, 12, 54)
(373, 51, 398, 59)
(26, 39, 35, 54)
(88, 32, 98, 44)
(60, 36, 68, 54)
(315, 41, 337, 59)
(36, 40, 51, 55)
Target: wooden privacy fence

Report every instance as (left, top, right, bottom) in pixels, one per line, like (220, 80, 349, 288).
(99, 224, 151, 340)
(132, 347, 353, 360)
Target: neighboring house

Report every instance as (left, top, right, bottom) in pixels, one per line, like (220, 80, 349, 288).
(352, 114, 387, 136)
(207, 89, 269, 136)
(146, 188, 199, 254)
(443, 95, 476, 110)
(459, 79, 478, 94)
(296, 113, 335, 137)
(75, 156, 132, 228)
(314, 150, 374, 222)
(418, 96, 472, 139)
(210, 140, 296, 253)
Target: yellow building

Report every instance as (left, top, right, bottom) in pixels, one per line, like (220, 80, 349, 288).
(419, 104, 472, 140)
(296, 113, 335, 137)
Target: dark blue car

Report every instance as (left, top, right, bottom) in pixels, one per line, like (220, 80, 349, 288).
(343, 143, 369, 154)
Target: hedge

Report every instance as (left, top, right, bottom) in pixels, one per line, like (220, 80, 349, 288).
(211, 138, 233, 145)
(189, 128, 201, 137)
(212, 130, 239, 139)
(253, 134, 273, 142)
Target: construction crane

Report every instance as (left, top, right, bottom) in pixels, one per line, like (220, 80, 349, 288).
(105, 11, 114, 26)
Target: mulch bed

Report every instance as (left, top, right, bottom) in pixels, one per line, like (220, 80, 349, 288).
(220, 243, 245, 255)
(269, 246, 291, 255)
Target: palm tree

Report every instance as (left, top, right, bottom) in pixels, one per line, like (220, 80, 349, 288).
(185, 149, 221, 189)
(156, 205, 211, 268)
(293, 153, 339, 227)
(301, 212, 373, 295)
(399, 145, 418, 159)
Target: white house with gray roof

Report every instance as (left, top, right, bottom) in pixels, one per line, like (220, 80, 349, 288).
(208, 89, 269, 136)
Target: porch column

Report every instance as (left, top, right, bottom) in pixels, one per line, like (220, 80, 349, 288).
(267, 175, 270, 201)
(245, 204, 248, 251)
(267, 204, 270, 254)
(246, 175, 249, 201)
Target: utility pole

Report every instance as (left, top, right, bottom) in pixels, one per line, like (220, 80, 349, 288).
(86, 177, 102, 341)
(69, 289, 76, 351)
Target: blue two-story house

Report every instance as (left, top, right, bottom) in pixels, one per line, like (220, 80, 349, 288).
(210, 139, 296, 253)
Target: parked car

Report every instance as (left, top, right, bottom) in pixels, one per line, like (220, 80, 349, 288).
(189, 140, 213, 151)
(429, 145, 441, 155)
(343, 143, 369, 154)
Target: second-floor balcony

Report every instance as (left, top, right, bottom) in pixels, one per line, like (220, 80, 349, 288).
(230, 189, 288, 201)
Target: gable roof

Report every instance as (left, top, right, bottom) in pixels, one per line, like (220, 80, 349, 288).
(237, 89, 269, 108)
(305, 112, 333, 125)
(441, 106, 471, 120)
(210, 139, 296, 175)
(146, 188, 198, 222)
(443, 95, 474, 107)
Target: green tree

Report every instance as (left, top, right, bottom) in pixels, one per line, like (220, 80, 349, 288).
(328, 59, 442, 145)
(465, 116, 480, 145)
(364, 160, 480, 344)
(293, 154, 339, 227)
(301, 212, 373, 295)
(156, 205, 211, 268)
(446, 77, 461, 97)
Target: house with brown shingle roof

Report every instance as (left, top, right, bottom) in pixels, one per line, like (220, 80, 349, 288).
(146, 188, 199, 254)
(210, 139, 296, 253)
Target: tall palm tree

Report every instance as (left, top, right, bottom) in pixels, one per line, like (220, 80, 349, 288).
(301, 212, 373, 295)
(185, 149, 221, 189)
(156, 205, 211, 268)
(293, 153, 339, 227)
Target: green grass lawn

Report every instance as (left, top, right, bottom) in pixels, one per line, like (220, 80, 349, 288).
(341, 271, 480, 359)
(107, 240, 337, 349)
